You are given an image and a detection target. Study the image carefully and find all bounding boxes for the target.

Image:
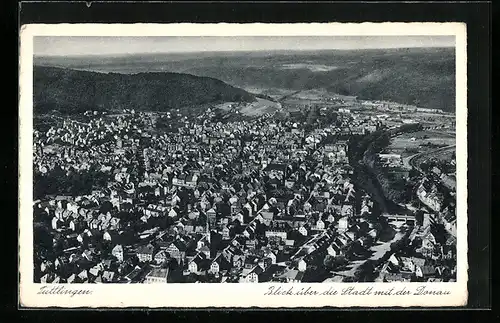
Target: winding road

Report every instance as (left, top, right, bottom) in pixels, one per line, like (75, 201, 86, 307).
(403, 144, 456, 173)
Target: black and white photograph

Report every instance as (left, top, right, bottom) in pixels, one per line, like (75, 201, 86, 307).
(19, 23, 467, 307)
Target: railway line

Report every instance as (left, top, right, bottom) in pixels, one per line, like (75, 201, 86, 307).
(404, 144, 456, 173)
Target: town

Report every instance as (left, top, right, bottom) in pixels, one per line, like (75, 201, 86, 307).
(32, 94, 457, 284)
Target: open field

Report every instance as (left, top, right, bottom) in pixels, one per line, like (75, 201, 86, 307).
(242, 87, 298, 100)
(240, 98, 282, 116)
(409, 145, 456, 170)
(387, 130, 455, 158)
(215, 97, 282, 117)
(280, 63, 340, 72)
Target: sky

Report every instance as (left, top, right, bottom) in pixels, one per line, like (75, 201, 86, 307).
(34, 36, 455, 57)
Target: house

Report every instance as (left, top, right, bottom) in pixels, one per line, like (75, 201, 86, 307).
(264, 250, 277, 264)
(327, 243, 342, 257)
(89, 265, 101, 277)
(221, 226, 230, 240)
(54, 256, 69, 270)
(103, 231, 119, 242)
(185, 174, 199, 188)
(51, 217, 62, 230)
(184, 225, 195, 234)
(357, 236, 372, 247)
(416, 265, 437, 278)
(188, 253, 210, 274)
(69, 218, 84, 231)
(388, 253, 400, 267)
(82, 249, 94, 262)
(344, 230, 356, 241)
(172, 173, 187, 186)
(166, 240, 187, 264)
(67, 274, 77, 284)
(207, 208, 217, 226)
(154, 250, 168, 264)
(90, 219, 100, 230)
(298, 259, 307, 272)
(199, 245, 211, 259)
(168, 209, 178, 218)
(40, 260, 52, 274)
(265, 222, 290, 240)
(136, 244, 155, 262)
(341, 204, 354, 217)
(338, 216, 349, 232)
(40, 273, 55, 283)
(77, 269, 88, 282)
(316, 219, 325, 230)
(399, 256, 417, 272)
(231, 253, 245, 268)
(384, 272, 411, 282)
(244, 226, 256, 239)
(50, 275, 61, 284)
(410, 257, 426, 268)
(144, 268, 169, 283)
(209, 254, 232, 274)
(419, 229, 437, 257)
(367, 228, 378, 239)
(257, 257, 273, 271)
(76, 233, 86, 244)
(232, 212, 244, 224)
(69, 253, 83, 264)
(156, 240, 171, 250)
(273, 268, 305, 283)
(441, 245, 456, 260)
(261, 211, 274, 223)
(245, 239, 257, 250)
(196, 236, 210, 250)
(314, 201, 327, 213)
(124, 266, 144, 283)
(239, 265, 263, 283)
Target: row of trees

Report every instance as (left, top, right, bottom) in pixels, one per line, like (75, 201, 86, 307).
(34, 169, 96, 199)
(349, 125, 423, 209)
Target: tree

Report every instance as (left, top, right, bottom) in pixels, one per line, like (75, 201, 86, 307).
(390, 236, 410, 252)
(33, 223, 53, 250)
(99, 201, 114, 214)
(354, 260, 376, 282)
(409, 168, 420, 179)
(415, 210, 424, 226)
(343, 241, 366, 260)
(255, 222, 267, 236)
(363, 235, 375, 247)
(324, 255, 348, 270)
(185, 273, 199, 283)
(430, 223, 448, 246)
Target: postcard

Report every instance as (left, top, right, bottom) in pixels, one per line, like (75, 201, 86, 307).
(19, 22, 467, 308)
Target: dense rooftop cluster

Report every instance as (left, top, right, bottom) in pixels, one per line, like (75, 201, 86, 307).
(33, 100, 457, 284)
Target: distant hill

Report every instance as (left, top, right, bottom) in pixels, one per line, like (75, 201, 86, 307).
(180, 48, 456, 112)
(33, 66, 255, 114)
